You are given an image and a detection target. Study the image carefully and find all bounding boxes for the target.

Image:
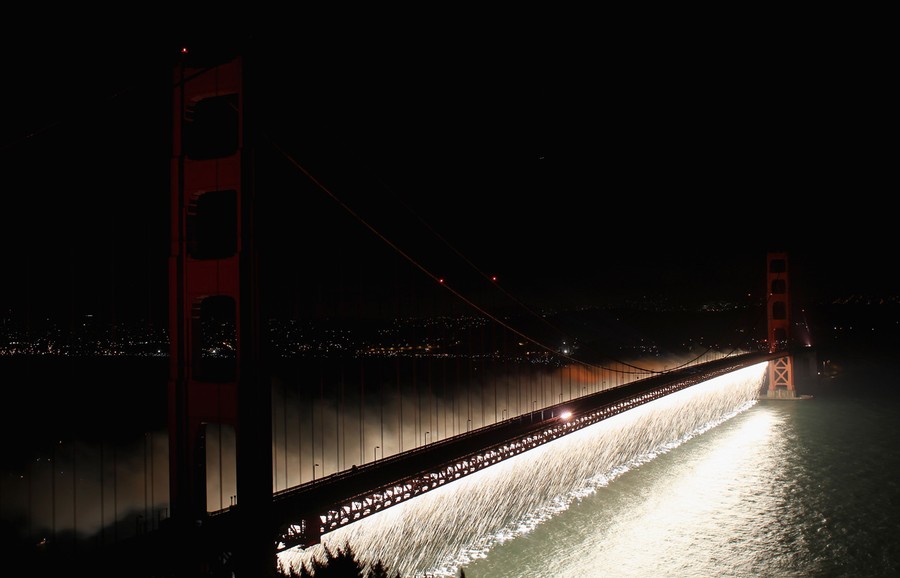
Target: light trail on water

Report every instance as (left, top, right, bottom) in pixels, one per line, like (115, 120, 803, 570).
(278, 362, 769, 577)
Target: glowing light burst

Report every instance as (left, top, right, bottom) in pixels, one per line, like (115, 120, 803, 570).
(278, 363, 768, 577)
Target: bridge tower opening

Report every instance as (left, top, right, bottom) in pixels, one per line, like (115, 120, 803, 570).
(169, 48, 273, 575)
(764, 251, 797, 399)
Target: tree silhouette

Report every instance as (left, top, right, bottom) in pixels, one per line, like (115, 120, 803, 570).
(366, 559, 399, 578)
(277, 541, 402, 577)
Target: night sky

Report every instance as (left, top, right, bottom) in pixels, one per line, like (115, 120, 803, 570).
(1, 28, 894, 329)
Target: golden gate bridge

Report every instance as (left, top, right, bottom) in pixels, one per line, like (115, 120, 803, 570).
(0, 46, 813, 577)
(167, 51, 809, 576)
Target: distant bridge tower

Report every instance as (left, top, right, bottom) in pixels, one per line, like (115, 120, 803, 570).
(764, 251, 796, 398)
(169, 48, 273, 575)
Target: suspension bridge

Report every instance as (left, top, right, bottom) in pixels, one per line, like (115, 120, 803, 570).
(0, 46, 814, 577)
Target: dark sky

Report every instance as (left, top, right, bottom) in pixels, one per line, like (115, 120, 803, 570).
(0, 28, 894, 328)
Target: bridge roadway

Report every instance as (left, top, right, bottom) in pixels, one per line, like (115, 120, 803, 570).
(199, 350, 784, 551)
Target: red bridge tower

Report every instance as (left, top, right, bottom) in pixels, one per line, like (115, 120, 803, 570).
(764, 251, 797, 399)
(169, 48, 273, 575)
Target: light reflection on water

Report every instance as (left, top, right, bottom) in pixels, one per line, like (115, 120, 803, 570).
(482, 397, 788, 578)
(464, 360, 900, 577)
(279, 363, 769, 577)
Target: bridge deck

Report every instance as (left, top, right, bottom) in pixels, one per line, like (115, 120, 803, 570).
(201, 350, 782, 550)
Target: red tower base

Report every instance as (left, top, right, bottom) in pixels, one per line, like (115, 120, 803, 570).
(762, 356, 811, 400)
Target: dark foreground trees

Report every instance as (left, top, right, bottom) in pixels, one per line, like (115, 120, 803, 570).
(277, 542, 399, 577)
(13, 532, 468, 577)
(276, 541, 468, 577)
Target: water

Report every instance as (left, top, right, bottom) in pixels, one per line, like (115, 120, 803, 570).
(281, 356, 900, 577)
(6, 353, 898, 576)
(464, 364, 900, 578)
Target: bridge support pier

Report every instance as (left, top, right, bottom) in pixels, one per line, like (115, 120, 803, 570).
(765, 356, 796, 399)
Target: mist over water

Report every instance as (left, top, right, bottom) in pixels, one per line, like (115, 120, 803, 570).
(2, 352, 712, 550)
(278, 363, 768, 577)
(265, 354, 701, 494)
(0, 357, 170, 547)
